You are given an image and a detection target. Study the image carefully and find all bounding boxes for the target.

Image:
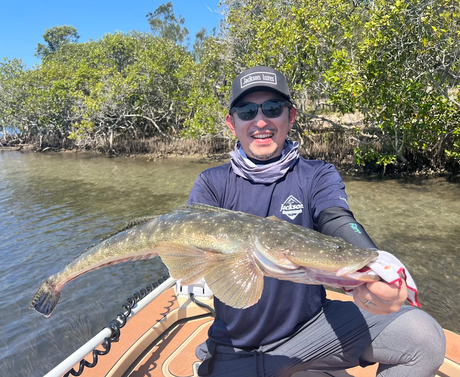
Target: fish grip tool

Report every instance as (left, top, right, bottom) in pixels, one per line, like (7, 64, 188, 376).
(62, 275, 170, 377)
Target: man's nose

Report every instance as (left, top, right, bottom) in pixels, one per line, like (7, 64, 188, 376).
(253, 108, 269, 127)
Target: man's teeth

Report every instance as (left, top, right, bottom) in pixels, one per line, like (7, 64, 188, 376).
(253, 134, 272, 139)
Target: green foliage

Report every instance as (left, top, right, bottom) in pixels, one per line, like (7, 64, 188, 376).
(217, 0, 459, 169)
(181, 35, 231, 138)
(2, 30, 197, 148)
(0, 58, 25, 122)
(219, 0, 363, 103)
(354, 148, 396, 169)
(36, 25, 80, 60)
(147, 2, 189, 44)
(347, 0, 460, 166)
(192, 27, 214, 62)
(1, 0, 459, 172)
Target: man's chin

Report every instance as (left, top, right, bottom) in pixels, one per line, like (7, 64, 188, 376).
(248, 147, 280, 161)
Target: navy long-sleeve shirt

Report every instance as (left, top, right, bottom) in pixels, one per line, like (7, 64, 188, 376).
(188, 157, 368, 348)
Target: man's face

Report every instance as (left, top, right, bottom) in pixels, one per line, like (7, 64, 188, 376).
(225, 91, 297, 161)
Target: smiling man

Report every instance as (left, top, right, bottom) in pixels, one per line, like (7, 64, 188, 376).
(227, 90, 295, 160)
(188, 66, 445, 376)
(226, 69, 297, 160)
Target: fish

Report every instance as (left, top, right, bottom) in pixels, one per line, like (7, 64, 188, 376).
(30, 204, 380, 317)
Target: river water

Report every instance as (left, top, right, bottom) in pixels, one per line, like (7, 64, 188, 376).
(0, 150, 459, 376)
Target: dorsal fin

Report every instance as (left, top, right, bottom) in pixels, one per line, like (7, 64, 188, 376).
(179, 204, 261, 219)
(179, 203, 233, 213)
(69, 215, 160, 263)
(100, 215, 160, 242)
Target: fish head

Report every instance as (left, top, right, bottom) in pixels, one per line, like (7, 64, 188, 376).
(254, 221, 378, 274)
(284, 239, 379, 273)
(253, 230, 379, 287)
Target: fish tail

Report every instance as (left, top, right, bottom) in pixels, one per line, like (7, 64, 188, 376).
(29, 278, 61, 318)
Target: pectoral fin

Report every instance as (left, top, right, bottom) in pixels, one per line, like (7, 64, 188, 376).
(156, 242, 264, 309)
(203, 252, 264, 309)
(155, 242, 214, 285)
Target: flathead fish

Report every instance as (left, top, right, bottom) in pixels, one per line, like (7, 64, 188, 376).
(30, 204, 379, 317)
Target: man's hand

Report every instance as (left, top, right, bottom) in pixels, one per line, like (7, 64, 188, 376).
(353, 279, 408, 315)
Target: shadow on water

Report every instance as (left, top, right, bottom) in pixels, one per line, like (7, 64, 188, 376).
(0, 151, 459, 376)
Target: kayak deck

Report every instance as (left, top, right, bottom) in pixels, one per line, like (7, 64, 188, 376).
(71, 287, 460, 377)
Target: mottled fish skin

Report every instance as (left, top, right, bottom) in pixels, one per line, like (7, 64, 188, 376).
(30, 205, 379, 317)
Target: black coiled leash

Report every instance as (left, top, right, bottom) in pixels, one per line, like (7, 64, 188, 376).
(63, 275, 169, 377)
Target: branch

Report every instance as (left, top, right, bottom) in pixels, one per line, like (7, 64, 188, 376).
(121, 114, 169, 138)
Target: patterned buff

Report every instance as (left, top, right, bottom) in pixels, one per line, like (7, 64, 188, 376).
(229, 140, 300, 183)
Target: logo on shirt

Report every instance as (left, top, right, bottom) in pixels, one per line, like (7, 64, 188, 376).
(281, 195, 304, 220)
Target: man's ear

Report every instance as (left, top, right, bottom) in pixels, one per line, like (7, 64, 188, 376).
(225, 114, 237, 137)
(288, 107, 297, 130)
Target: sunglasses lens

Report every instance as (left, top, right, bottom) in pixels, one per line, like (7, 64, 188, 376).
(235, 103, 258, 121)
(262, 100, 284, 118)
(232, 100, 288, 120)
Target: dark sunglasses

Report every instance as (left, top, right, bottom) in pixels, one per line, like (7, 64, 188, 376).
(230, 99, 291, 121)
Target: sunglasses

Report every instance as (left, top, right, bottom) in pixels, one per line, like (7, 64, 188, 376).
(230, 99, 291, 121)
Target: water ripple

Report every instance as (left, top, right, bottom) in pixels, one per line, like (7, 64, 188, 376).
(0, 151, 459, 376)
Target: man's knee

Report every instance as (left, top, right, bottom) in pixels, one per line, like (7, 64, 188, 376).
(402, 309, 446, 367)
(362, 309, 446, 373)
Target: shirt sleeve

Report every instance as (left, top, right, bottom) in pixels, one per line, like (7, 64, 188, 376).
(316, 207, 377, 249)
(309, 163, 350, 221)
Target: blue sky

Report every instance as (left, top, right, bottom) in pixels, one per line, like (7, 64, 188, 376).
(0, 0, 223, 69)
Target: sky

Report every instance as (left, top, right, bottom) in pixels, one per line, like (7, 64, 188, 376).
(0, 0, 223, 69)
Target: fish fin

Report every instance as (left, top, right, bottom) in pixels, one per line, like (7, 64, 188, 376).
(123, 215, 159, 229)
(157, 241, 265, 308)
(98, 215, 160, 243)
(179, 204, 261, 219)
(29, 278, 61, 318)
(156, 242, 216, 285)
(204, 253, 264, 309)
(266, 215, 282, 221)
(179, 204, 234, 214)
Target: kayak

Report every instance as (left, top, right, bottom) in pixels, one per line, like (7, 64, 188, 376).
(44, 278, 460, 377)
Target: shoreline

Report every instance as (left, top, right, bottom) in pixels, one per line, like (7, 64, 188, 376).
(2, 142, 459, 181)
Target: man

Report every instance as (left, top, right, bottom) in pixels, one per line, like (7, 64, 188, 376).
(187, 66, 445, 376)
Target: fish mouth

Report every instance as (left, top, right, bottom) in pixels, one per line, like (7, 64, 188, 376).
(335, 254, 379, 277)
(252, 240, 300, 276)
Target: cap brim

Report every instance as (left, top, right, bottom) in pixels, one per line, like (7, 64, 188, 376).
(229, 87, 291, 109)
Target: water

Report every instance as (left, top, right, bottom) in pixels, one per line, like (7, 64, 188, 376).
(0, 151, 459, 376)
